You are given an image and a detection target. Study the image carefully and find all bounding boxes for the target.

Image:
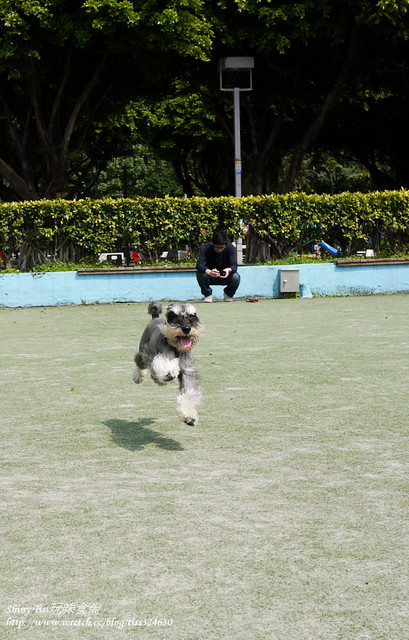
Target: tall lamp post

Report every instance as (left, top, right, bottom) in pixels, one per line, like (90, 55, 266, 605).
(219, 56, 254, 262)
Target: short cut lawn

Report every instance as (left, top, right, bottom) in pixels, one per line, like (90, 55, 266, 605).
(1, 295, 408, 640)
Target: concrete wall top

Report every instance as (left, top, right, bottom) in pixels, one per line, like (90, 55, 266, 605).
(1, 262, 409, 308)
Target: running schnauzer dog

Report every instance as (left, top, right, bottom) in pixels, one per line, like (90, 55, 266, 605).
(133, 301, 204, 425)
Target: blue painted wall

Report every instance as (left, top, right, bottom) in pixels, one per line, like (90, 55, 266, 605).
(1, 263, 409, 308)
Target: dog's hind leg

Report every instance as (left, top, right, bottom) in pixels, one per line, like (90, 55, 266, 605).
(133, 367, 148, 384)
(133, 350, 148, 384)
(177, 355, 202, 425)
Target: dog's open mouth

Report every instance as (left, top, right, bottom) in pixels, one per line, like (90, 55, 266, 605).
(179, 336, 192, 349)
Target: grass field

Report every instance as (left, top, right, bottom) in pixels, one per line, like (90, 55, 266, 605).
(1, 295, 408, 639)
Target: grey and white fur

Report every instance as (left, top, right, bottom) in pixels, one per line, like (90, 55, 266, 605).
(133, 301, 204, 425)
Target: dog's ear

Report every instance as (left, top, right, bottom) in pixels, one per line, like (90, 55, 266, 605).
(166, 304, 178, 324)
(185, 303, 198, 318)
(166, 303, 182, 315)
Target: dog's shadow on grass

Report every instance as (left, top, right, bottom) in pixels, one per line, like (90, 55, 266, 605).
(103, 418, 184, 452)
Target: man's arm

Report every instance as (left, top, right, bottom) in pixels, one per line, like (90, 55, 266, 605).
(196, 243, 210, 273)
(224, 243, 238, 274)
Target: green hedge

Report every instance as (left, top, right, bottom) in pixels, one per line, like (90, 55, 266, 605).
(1, 191, 409, 267)
(241, 191, 409, 257)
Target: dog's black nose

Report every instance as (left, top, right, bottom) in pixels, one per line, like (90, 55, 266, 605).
(182, 326, 191, 335)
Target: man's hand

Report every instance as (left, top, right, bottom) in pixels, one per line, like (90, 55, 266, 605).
(205, 267, 231, 278)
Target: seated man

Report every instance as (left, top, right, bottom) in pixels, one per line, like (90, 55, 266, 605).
(196, 231, 241, 302)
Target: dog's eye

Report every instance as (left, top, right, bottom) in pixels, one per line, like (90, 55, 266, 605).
(189, 314, 197, 321)
(167, 312, 177, 323)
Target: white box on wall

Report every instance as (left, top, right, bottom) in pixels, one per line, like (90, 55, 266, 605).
(280, 269, 300, 293)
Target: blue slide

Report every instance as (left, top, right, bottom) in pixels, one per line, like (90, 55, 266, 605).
(320, 241, 342, 257)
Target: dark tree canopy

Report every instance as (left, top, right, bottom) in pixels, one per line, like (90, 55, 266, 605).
(1, 0, 409, 200)
(0, 0, 211, 200)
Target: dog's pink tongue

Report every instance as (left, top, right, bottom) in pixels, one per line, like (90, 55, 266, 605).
(180, 336, 192, 349)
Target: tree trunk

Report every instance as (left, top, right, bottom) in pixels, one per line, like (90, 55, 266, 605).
(0, 52, 108, 201)
(245, 225, 270, 262)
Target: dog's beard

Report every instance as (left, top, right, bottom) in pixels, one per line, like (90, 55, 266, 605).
(160, 323, 203, 352)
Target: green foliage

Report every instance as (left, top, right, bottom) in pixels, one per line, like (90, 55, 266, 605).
(1, 191, 409, 269)
(3, 0, 409, 200)
(85, 145, 184, 199)
(294, 153, 374, 194)
(0, 0, 212, 201)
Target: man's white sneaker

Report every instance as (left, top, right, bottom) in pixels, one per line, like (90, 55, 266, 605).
(203, 295, 213, 303)
(223, 293, 233, 301)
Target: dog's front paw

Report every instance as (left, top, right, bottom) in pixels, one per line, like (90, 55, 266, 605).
(151, 354, 180, 385)
(151, 369, 177, 385)
(177, 393, 199, 426)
